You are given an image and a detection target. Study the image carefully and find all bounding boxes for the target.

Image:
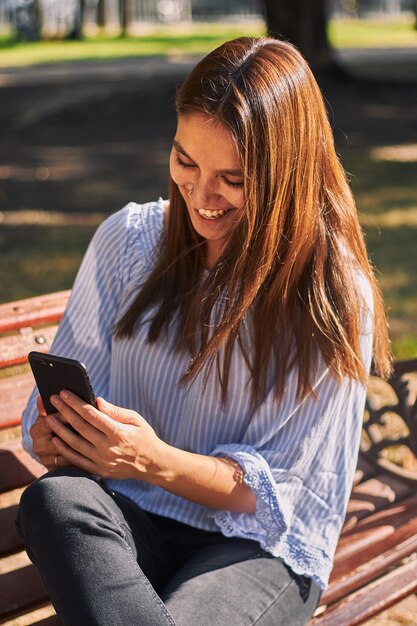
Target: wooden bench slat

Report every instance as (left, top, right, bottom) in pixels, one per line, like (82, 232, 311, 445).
(1, 603, 59, 626)
(341, 491, 417, 537)
(0, 439, 45, 493)
(0, 373, 35, 430)
(335, 495, 417, 562)
(0, 292, 70, 334)
(0, 487, 25, 555)
(342, 472, 413, 532)
(324, 515, 417, 605)
(310, 557, 417, 626)
(0, 326, 58, 369)
(0, 552, 49, 619)
(333, 497, 417, 575)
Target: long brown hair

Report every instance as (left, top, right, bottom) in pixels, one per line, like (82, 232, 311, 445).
(115, 36, 391, 406)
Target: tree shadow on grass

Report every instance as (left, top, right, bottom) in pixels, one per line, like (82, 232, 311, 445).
(0, 223, 99, 302)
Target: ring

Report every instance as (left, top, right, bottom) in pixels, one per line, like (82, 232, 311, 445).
(54, 455, 58, 467)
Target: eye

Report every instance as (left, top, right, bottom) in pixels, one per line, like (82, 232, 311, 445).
(175, 153, 195, 169)
(223, 178, 244, 189)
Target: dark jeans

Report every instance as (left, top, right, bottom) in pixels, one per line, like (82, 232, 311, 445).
(16, 469, 321, 625)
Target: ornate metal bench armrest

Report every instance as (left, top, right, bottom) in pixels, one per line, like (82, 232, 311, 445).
(361, 359, 417, 482)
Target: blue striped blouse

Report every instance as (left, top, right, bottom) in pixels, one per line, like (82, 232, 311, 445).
(22, 200, 373, 590)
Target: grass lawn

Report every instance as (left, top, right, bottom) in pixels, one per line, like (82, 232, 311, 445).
(0, 22, 266, 66)
(0, 16, 416, 67)
(329, 15, 417, 48)
(0, 216, 100, 301)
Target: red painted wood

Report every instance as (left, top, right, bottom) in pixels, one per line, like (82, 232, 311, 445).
(0, 326, 57, 369)
(336, 494, 417, 562)
(0, 373, 35, 429)
(0, 291, 70, 334)
(325, 514, 417, 605)
(310, 558, 417, 625)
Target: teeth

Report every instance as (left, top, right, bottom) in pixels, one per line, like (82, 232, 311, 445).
(198, 208, 229, 219)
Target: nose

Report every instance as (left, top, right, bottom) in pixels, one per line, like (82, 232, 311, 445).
(190, 176, 221, 208)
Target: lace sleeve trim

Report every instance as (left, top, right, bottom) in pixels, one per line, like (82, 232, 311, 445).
(212, 449, 288, 542)
(211, 449, 331, 589)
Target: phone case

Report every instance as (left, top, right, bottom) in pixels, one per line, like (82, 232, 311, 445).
(28, 351, 97, 415)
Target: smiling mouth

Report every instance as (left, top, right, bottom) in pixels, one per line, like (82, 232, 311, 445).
(196, 207, 233, 221)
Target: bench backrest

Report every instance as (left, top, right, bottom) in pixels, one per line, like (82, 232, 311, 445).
(0, 291, 70, 622)
(0, 291, 70, 429)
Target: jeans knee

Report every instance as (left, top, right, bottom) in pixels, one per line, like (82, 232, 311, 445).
(17, 468, 98, 538)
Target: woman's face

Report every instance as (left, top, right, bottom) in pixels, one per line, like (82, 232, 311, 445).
(169, 112, 244, 268)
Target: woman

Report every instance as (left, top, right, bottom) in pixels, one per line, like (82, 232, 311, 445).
(17, 37, 391, 625)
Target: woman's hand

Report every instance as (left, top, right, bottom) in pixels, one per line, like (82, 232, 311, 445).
(30, 396, 71, 470)
(45, 391, 166, 481)
(43, 391, 255, 513)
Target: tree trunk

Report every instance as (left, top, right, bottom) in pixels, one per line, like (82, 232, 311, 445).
(97, 0, 107, 29)
(79, 0, 86, 31)
(264, 0, 342, 77)
(120, 0, 134, 36)
(14, 0, 41, 41)
(67, 0, 85, 40)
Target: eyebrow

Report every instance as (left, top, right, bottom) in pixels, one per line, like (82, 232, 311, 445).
(173, 140, 243, 177)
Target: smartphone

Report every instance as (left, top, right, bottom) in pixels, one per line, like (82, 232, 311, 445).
(28, 351, 97, 416)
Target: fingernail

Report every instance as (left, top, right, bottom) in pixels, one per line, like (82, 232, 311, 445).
(60, 390, 69, 399)
(50, 395, 60, 406)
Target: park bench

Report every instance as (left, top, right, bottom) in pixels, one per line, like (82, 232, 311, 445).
(1, 291, 417, 625)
